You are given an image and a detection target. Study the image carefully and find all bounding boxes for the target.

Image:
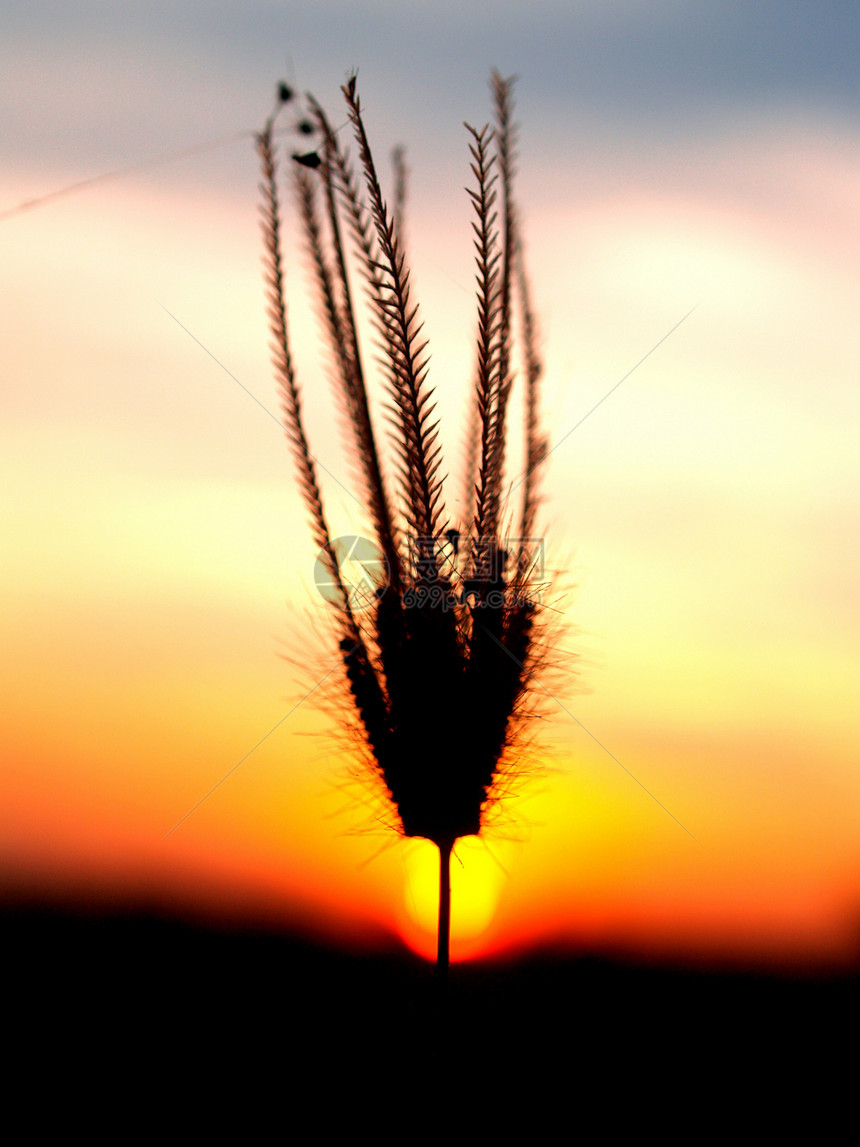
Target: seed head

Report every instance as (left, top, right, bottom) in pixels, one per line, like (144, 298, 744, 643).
(258, 72, 549, 851)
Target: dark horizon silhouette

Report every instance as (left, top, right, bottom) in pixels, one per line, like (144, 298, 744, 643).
(6, 891, 856, 1131)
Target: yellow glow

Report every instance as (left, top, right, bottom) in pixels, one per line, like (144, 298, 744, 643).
(403, 837, 505, 944)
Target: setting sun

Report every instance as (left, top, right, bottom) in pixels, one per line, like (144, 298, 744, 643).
(400, 836, 508, 959)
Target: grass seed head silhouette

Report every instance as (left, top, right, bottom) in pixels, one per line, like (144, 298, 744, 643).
(257, 71, 549, 968)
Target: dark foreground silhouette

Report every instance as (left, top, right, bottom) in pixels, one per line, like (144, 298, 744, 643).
(5, 897, 855, 1131)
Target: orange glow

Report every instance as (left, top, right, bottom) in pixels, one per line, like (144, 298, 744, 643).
(3, 82, 859, 974)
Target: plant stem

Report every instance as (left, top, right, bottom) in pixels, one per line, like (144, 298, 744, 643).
(437, 838, 453, 993)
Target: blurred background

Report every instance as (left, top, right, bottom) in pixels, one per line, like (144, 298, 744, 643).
(3, 1, 858, 995)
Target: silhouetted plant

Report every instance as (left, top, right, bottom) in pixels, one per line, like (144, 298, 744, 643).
(257, 71, 548, 984)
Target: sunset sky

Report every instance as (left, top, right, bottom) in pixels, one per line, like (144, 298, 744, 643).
(3, 2, 858, 966)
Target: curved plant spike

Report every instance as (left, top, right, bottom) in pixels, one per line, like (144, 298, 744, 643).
(302, 99, 403, 597)
(257, 72, 547, 987)
(465, 122, 501, 550)
(514, 229, 548, 555)
(256, 120, 391, 775)
(341, 75, 445, 558)
(484, 69, 518, 537)
(256, 125, 347, 619)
